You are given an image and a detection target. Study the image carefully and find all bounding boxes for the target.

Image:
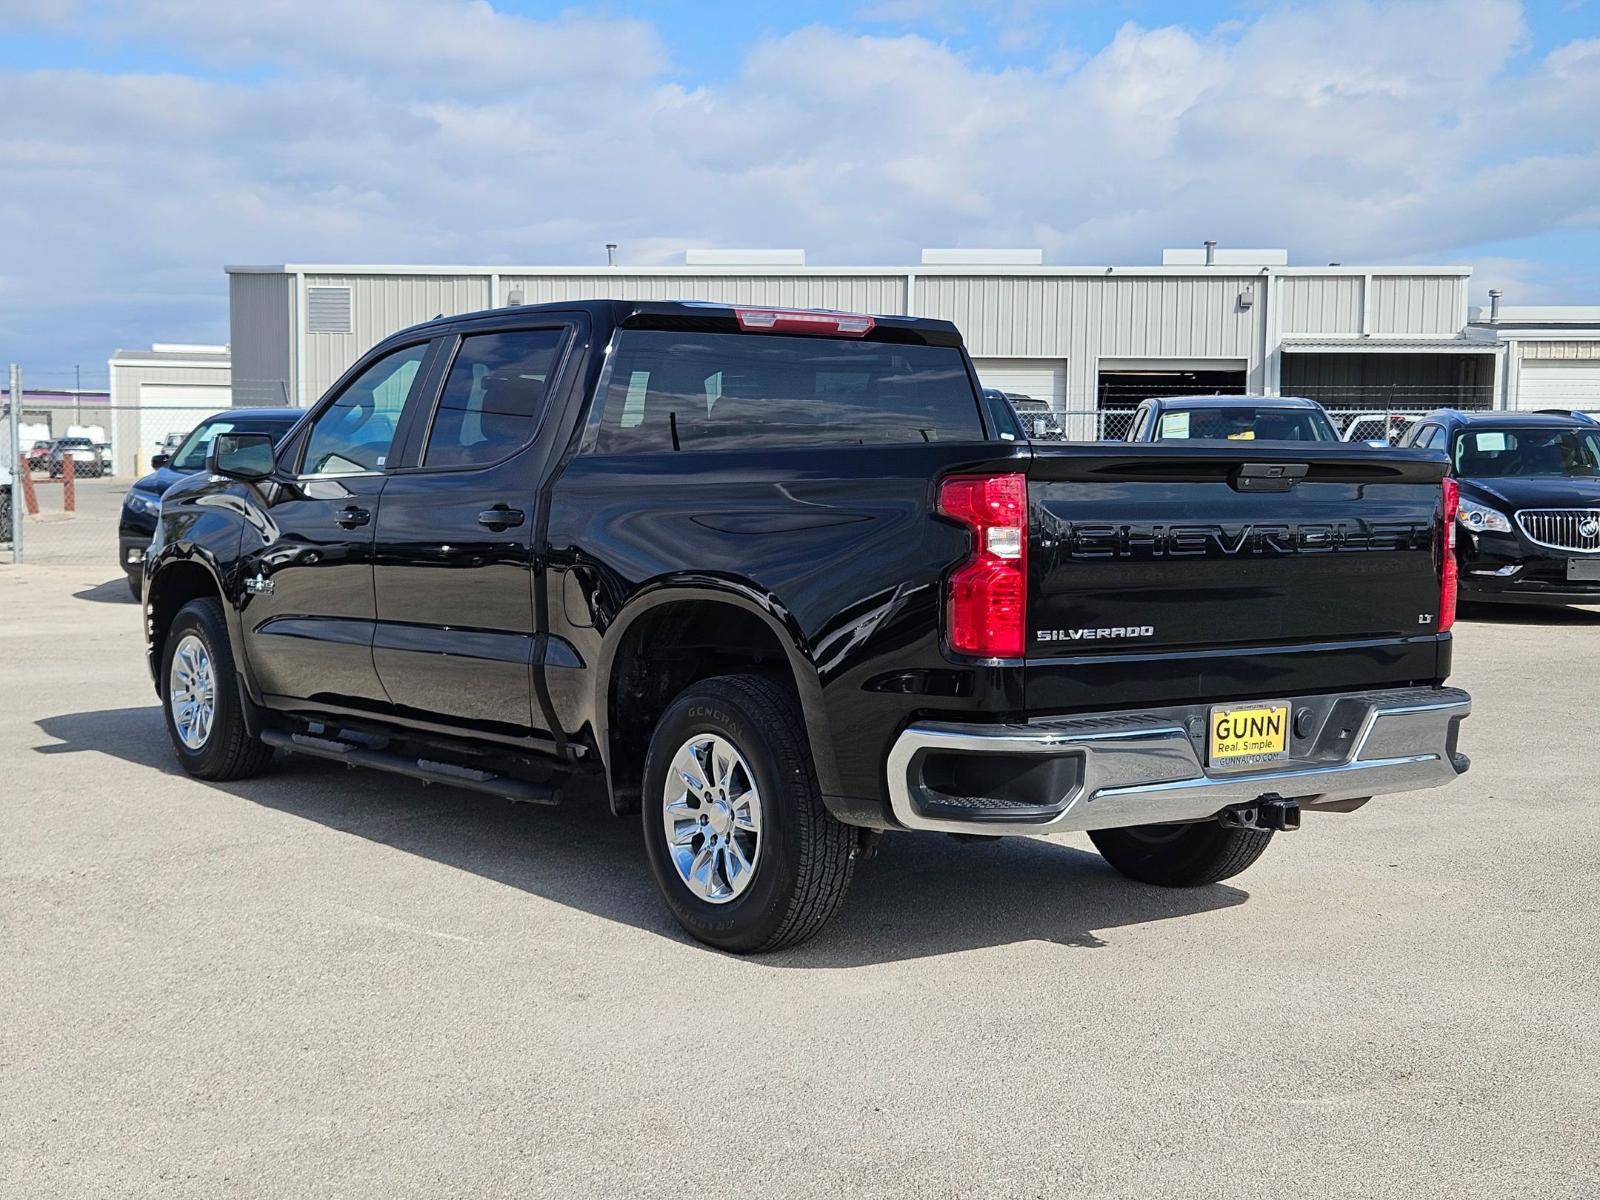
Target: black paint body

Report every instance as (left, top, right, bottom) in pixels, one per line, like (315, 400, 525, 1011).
(146, 300, 1456, 827)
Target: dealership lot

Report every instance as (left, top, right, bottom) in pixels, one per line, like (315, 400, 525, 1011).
(3, 564, 1597, 1198)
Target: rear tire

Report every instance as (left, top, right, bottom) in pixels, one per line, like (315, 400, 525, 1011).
(161, 597, 274, 782)
(1089, 821, 1272, 887)
(641, 674, 855, 953)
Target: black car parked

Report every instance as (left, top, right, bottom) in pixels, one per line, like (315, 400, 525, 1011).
(119, 408, 302, 599)
(1401, 409, 1600, 605)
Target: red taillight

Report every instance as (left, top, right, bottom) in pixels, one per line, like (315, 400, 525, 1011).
(734, 308, 875, 337)
(1439, 477, 1459, 632)
(938, 473, 1027, 657)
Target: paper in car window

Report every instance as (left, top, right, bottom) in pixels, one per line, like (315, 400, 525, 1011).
(1474, 432, 1508, 452)
(1227, 430, 1256, 440)
(1159, 412, 1190, 439)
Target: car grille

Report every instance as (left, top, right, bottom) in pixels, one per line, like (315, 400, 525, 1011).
(1515, 508, 1600, 553)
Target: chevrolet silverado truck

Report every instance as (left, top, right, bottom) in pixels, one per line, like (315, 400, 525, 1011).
(142, 300, 1472, 952)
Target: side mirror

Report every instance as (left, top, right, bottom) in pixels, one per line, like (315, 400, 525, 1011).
(150, 453, 169, 470)
(209, 432, 276, 481)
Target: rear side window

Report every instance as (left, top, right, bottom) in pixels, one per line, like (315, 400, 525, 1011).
(424, 329, 566, 468)
(592, 331, 983, 453)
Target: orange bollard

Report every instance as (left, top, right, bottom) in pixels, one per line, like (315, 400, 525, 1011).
(62, 454, 75, 511)
(19, 453, 38, 516)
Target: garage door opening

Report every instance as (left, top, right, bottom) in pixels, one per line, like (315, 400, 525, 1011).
(1097, 368, 1247, 409)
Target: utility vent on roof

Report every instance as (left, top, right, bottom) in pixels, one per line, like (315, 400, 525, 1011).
(306, 286, 353, 333)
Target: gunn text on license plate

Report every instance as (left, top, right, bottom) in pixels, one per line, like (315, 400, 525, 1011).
(1209, 704, 1290, 765)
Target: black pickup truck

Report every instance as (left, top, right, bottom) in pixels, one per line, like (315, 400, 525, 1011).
(143, 300, 1471, 952)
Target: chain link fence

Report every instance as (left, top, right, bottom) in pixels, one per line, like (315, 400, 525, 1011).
(5, 393, 244, 569)
(3, 368, 1500, 568)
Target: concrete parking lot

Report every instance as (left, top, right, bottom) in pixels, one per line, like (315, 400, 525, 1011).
(3, 563, 1597, 1198)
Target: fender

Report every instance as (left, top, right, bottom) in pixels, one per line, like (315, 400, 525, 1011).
(144, 493, 260, 703)
(593, 578, 841, 799)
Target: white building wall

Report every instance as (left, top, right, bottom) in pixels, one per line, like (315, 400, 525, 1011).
(226, 263, 1476, 417)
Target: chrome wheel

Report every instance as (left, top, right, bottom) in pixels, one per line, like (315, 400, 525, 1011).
(661, 733, 762, 905)
(168, 633, 216, 750)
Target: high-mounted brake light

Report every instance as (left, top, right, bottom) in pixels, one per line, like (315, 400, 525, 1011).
(938, 474, 1027, 657)
(734, 308, 875, 337)
(1439, 477, 1459, 632)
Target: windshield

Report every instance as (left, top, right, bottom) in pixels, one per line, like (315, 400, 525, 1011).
(1154, 406, 1336, 442)
(1452, 427, 1600, 479)
(170, 415, 295, 472)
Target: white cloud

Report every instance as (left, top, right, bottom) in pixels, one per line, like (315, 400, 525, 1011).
(2, 0, 1598, 366)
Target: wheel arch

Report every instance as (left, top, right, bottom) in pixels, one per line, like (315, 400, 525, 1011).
(594, 584, 837, 816)
(146, 545, 248, 699)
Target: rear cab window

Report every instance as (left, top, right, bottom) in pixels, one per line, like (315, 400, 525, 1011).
(1155, 407, 1335, 443)
(590, 331, 984, 453)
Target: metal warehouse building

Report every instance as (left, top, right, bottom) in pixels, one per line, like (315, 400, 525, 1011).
(227, 248, 1501, 430)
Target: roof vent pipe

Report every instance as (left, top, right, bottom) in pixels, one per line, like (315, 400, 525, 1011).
(1488, 288, 1502, 323)
(1204, 240, 1217, 266)
(606, 243, 617, 267)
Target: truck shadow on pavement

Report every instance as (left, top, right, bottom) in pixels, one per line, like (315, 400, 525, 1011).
(34, 706, 1250, 966)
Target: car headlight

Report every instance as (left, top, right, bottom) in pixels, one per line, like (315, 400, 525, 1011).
(1457, 497, 1512, 533)
(126, 491, 161, 517)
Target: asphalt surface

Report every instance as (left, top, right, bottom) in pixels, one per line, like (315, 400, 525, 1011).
(3, 563, 1598, 1198)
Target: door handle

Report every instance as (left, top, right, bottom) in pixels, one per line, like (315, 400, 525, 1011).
(477, 506, 526, 530)
(335, 506, 371, 529)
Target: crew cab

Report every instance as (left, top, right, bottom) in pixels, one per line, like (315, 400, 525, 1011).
(119, 408, 302, 599)
(143, 301, 1472, 952)
(1400, 409, 1600, 605)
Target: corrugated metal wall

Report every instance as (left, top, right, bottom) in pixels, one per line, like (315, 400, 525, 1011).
(499, 273, 906, 313)
(1369, 276, 1463, 336)
(228, 273, 295, 406)
(918, 274, 1264, 403)
(1279, 275, 1362, 334)
(1520, 339, 1600, 360)
(302, 273, 491, 402)
(228, 267, 1475, 415)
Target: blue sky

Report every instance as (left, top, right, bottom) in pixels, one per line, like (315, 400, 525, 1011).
(3, 0, 1599, 376)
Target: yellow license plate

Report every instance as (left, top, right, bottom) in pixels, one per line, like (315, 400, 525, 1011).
(1209, 704, 1290, 764)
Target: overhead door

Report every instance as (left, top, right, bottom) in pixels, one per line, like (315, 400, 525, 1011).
(1516, 361, 1600, 412)
(971, 359, 1068, 409)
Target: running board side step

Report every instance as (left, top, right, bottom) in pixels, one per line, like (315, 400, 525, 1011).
(260, 729, 559, 806)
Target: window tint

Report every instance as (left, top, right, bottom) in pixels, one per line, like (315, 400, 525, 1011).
(423, 329, 566, 467)
(170, 414, 297, 472)
(302, 343, 427, 476)
(593, 331, 982, 454)
(1154, 407, 1335, 442)
(1452, 427, 1600, 479)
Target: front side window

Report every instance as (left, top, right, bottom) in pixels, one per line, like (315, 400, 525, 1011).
(302, 343, 428, 476)
(1453, 427, 1600, 478)
(592, 331, 983, 454)
(423, 329, 566, 468)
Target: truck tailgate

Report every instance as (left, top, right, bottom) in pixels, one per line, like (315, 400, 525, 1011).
(1025, 443, 1450, 711)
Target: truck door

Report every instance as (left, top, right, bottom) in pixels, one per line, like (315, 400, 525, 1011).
(370, 321, 577, 736)
(238, 339, 435, 711)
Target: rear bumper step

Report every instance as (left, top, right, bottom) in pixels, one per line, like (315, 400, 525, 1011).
(885, 686, 1470, 837)
(261, 729, 559, 805)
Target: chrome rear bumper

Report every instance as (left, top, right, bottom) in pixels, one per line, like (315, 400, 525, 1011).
(885, 686, 1471, 837)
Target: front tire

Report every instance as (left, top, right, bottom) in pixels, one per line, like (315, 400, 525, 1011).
(1089, 821, 1272, 887)
(161, 597, 273, 781)
(641, 674, 855, 953)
